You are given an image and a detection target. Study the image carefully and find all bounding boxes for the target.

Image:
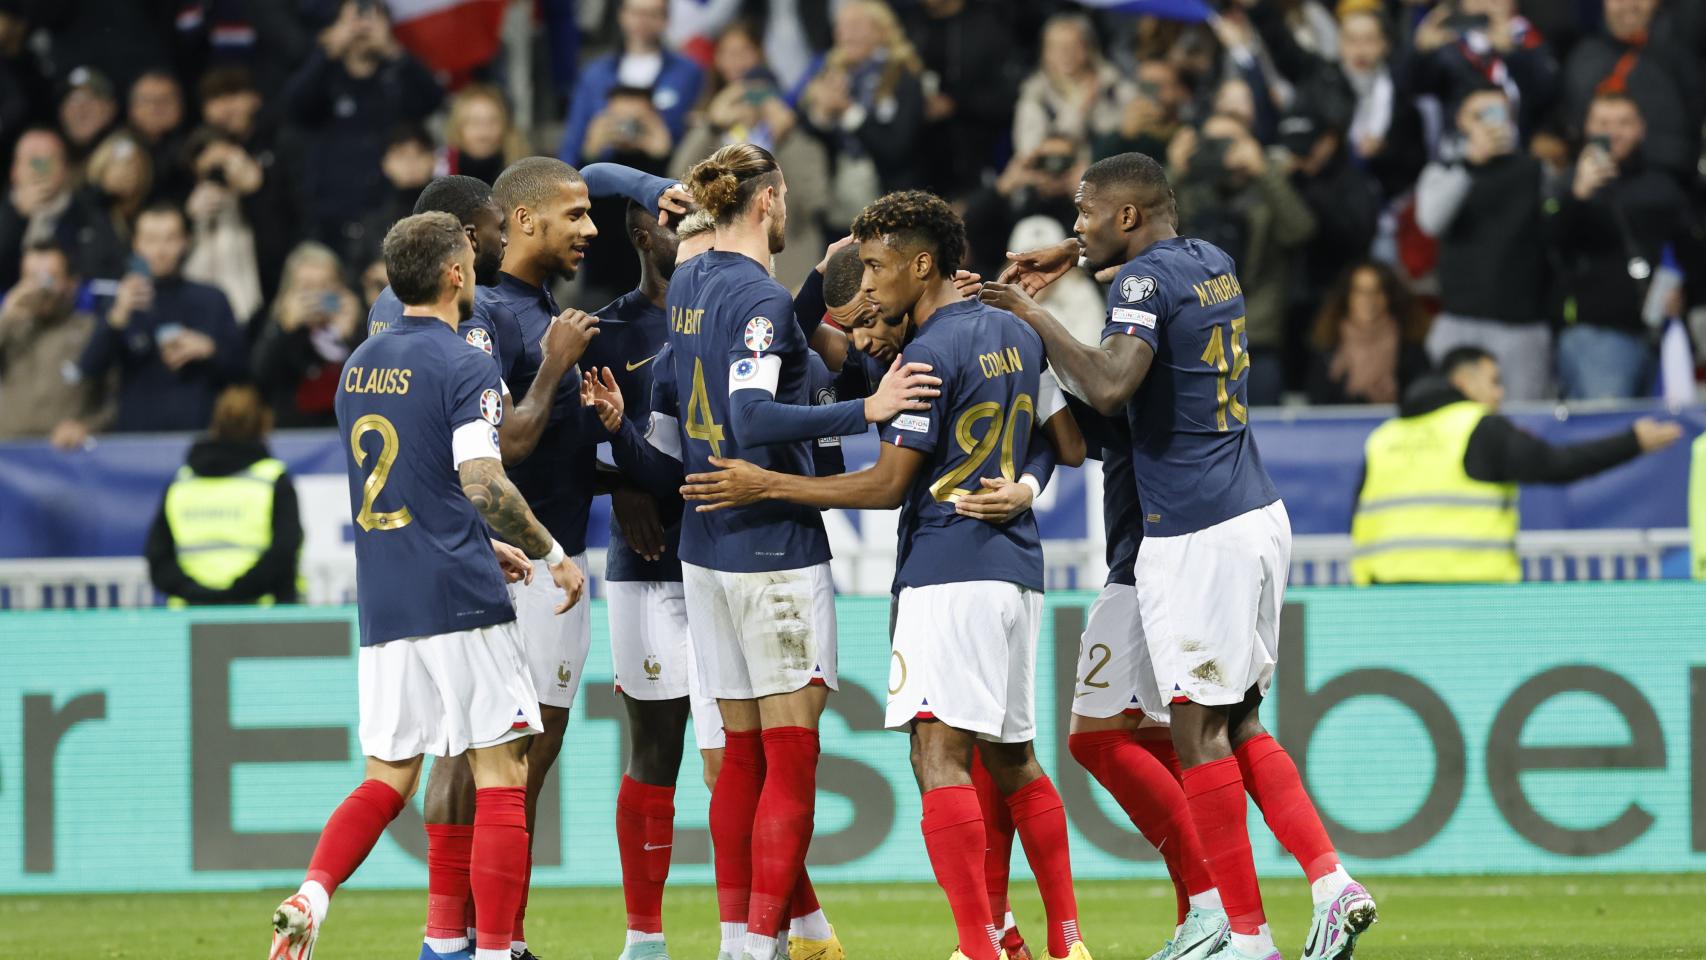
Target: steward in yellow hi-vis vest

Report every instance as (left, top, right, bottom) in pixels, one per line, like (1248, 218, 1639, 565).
(146, 386, 303, 604)
(1350, 347, 1679, 585)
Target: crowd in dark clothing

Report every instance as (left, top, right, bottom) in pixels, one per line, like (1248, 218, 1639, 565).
(0, 0, 1703, 446)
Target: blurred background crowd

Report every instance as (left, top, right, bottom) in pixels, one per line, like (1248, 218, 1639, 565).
(1, 0, 1704, 447)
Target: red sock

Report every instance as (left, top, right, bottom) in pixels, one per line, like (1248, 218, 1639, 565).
(304, 779, 406, 895)
(747, 727, 820, 940)
(1006, 777, 1080, 958)
(512, 848, 531, 945)
(1235, 734, 1339, 882)
(710, 729, 766, 924)
(970, 753, 1012, 930)
(1137, 735, 1185, 782)
(617, 775, 676, 933)
(471, 786, 530, 953)
(425, 824, 475, 941)
(1069, 731, 1213, 925)
(922, 785, 1000, 960)
(1181, 757, 1264, 935)
(789, 868, 821, 919)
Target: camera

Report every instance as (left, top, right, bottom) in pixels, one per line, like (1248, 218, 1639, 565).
(1195, 136, 1232, 174)
(615, 117, 644, 142)
(204, 166, 227, 187)
(1031, 152, 1075, 176)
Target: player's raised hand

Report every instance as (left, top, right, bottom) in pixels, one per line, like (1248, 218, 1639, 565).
(865, 356, 942, 423)
(979, 281, 1046, 324)
(543, 308, 599, 367)
(998, 237, 1080, 295)
(610, 486, 667, 560)
(951, 269, 983, 299)
(490, 538, 535, 584)
(954, 476, 1035, 523)
(548, 555, 586, 613)
(817, 234, 856, 273)
(657, 183, 695, 224)
(581, 366, 625, 432)
(680, 457, 771, 511)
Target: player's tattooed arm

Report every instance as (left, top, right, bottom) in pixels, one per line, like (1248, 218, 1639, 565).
(458, 457, 555, 558)
(978, 282, 1154, 415)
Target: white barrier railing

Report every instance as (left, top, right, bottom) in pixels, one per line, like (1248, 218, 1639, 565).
(0, 529, 1689, 609)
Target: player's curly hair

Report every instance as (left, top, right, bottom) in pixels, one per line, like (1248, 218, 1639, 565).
(849, 190, 965, 277)
(684, 143, 780, 224)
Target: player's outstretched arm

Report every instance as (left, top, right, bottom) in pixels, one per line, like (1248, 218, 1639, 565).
(682, 442, 928, 512)
(460, 457, 584, 611)
(499, 310, 600, 465)
(979, 282, 1154, 415)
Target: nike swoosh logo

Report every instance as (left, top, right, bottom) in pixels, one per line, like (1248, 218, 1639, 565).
(1178, 931, 1219, 958)
(1304, 924, 1323, 958)
(642, 842, 671, 851)
(626, 355, 658, 372)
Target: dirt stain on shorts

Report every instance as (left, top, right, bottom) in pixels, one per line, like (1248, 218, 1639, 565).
(1189, 659, 1222, 686)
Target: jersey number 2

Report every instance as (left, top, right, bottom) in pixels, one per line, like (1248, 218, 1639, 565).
(683, 356, 725, 457)
(929, 394, 1035, 502)
(1200, 315, 1250, 431)
(350, 414, 413, 532)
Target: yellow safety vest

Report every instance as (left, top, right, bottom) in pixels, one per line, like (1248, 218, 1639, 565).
(1350, 400, 1521, 585)
(1691, 433, 1706, 580)
(163, 457, 286, 605)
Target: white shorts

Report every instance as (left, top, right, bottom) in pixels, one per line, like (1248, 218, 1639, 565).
(682, 561, 838, 700)
(1135, 501, 1291, 708)
(357, 621, 543, 762)
(607, 578, 725, 751)
(887, 581, 1043, 744)
(510, 553, 593, 710)
(1071, 582, 1169, 724)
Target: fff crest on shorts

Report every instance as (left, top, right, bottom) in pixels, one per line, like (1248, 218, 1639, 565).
(465, 327, 494, 355)
(743, 316, 775, 352)
(480, 388, 503, 425)
(1121, 275, 1158, 303)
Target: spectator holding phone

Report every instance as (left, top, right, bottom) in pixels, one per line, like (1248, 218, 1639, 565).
(1561, 0, 1703, 183)
(581, 85, 676, 170)
(251, 241, 364, 428)
(1337, 8, 1426, 201)
(963, 133, 1086, 276)
(1092, 59, 1188, 161)
(66, 203, 245, 436)
(558, 0, 702, 166)
(0, 127, 123, 290)
(0, 239, 110, 444)
(1412, 0, 1558, 141)
(183, 127, 266, 325)
(1549, 92, 1706, 400)
(1416, 86, 1551, 400)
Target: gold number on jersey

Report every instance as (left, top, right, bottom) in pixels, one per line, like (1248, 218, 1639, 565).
(683, 356, 725, 457)
(349, 414, 413, 532)
(928, 394, 1035, 502)
(1199, 315, 1249, 431)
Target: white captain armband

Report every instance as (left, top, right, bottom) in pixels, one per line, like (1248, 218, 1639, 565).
(645, 412, 683, 461)
(452, 419, 503, 467)
(728, 354, 783, 397)
(1038, 369, 1068, 421)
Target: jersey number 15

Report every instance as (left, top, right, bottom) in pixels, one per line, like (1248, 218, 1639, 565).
(1200, 315, 1250, 431)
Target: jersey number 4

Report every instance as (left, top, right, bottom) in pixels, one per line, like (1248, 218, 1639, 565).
(929, 394, 1035, 502)
(350, 414, 413, 532)
(683, 356, 726, 457)
(1200, 315, 1250, 431)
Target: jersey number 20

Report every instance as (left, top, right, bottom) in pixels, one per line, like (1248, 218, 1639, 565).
(929, 393, 1035, 502)
(350, 414, 414, 532)
(1201, 315, 1250, 431)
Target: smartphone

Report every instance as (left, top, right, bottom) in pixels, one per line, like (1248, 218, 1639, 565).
(321, 292, 342, 314)
(1478, 102, 1510, 128)
(1587, 134, 1613, 155)
(1196, 136, 1232, 173)
(1442, 12, 1490, 33)
(154, 322, 186, 345)
(127, 254, 152, 280)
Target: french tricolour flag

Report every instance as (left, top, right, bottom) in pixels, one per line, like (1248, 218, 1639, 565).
(1073, 0, 1214, 22)
(388, 0, 507, 85)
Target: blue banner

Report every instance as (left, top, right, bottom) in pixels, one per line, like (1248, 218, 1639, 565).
(0, 405, 1699, 559)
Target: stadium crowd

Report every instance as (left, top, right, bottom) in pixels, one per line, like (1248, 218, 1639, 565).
(0, 0, 1703, 445)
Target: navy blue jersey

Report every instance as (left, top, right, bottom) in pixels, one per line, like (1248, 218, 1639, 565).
(590, 289, 682, 583)
(370, 283, 504, 362)
(1102, 237, 1277, 537)
(477, 272, 599, 554)
(367, 285, 403, 337)
(882, 299, 1045, 592)
(664, 251, 834, 572)
(806, 351, 846, 477)
(334, 316, 514, 645)
(1100, 432, 1141, 587)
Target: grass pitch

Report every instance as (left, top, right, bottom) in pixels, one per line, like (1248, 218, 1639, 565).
(5, 874, 1702, 960)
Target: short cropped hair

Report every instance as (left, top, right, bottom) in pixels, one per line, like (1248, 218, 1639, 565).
(383, 212, 466, 306)
(1082, 151, 1172, 216)
(822, 244, 866, 308)
(1440, 346, 1495, 379)
(414, 175, 496, 225)
(493, 156, 583, 215)
(849, 190, 966, 277)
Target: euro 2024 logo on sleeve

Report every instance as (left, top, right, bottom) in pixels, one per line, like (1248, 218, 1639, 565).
(744, 316, 774, 352)
(465, 327, 494, 355)
(480, 388, 503, 425)
(1121, 275, 1157, 303)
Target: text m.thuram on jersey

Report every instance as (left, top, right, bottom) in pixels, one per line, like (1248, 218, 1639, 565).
(1192, 273, 1243, 308)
